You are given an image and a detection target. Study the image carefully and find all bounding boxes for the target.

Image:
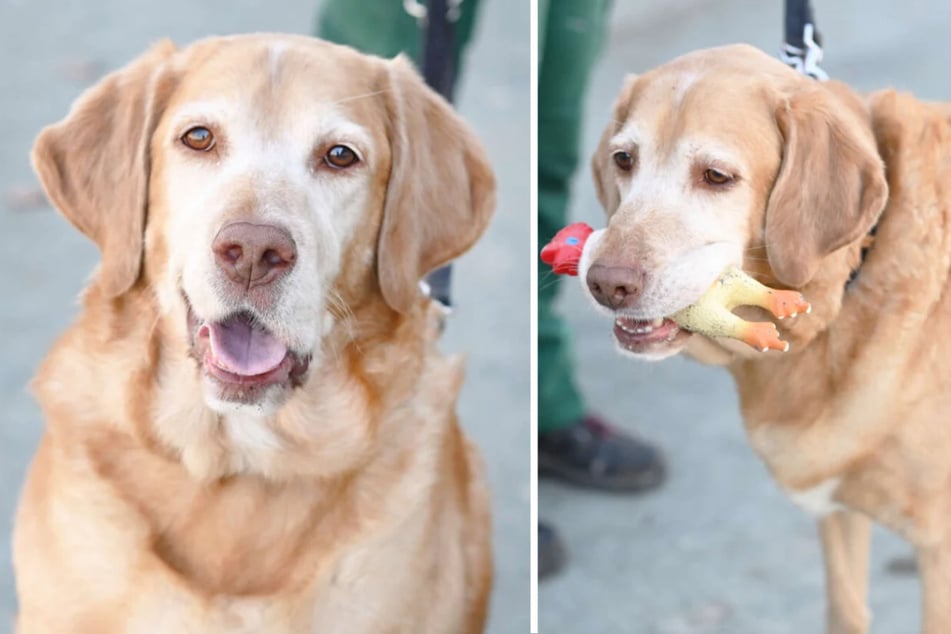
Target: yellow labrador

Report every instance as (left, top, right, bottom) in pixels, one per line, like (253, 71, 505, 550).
(14, 34, 494, 634)
(583, 44, 951, 633)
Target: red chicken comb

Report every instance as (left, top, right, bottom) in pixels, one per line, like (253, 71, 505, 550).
(539, 222, 594, 276)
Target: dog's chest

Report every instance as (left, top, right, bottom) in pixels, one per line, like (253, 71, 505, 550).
(124, 590, 315, 634)
(782, 477, 843, 516)
(125, 491, 453, 634)
(307, 497, 466, 633)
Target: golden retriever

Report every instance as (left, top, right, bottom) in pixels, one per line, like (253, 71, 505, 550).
(582, 44, 951, 633)
(14, 34, 494, 634)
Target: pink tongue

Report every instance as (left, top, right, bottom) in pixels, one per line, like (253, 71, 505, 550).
(206, 315, 288, 376)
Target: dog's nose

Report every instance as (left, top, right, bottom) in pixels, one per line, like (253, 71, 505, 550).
(586, 263, 647, 309)
(213, 222, 296, 289)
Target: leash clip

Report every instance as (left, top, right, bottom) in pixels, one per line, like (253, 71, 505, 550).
(780, 23, 829, 81)
(403, 0, 463, 26)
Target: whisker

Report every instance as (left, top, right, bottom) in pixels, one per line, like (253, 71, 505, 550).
(538, 276, 569, 292)
(330, 89, 391, 106)
(328, 290, 368, 358)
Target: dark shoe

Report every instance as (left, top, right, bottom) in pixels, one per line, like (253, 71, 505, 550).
(539, 414, 666, 492)
(538, 521, 567, 579)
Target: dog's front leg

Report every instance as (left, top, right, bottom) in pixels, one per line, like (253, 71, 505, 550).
(819, 511, 871, 634)
(917, 541, 951, 633)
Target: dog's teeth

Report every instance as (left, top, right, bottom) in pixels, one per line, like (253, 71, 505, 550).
(783, 342, 790, 352)
(805, 304, 812, 314)
(615, 319, 635, 334)
(761, 347, 768, 352)
(615, 318, 671, 337)
(615, 318, 661, 336)
(790, 312, 797, 318)
(777, 315, 784, 320)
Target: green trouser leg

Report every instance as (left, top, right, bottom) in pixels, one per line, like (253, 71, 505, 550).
(537, 0, 612, 433)
(316, 0, 481, 74)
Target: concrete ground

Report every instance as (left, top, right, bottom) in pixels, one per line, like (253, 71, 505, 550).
(0, 1, 527, 632)
(540, 1, 951, 633)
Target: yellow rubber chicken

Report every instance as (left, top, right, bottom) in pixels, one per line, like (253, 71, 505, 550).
(670, 267, 811, 352)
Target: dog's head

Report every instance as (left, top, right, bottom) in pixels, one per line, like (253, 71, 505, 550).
(583, 44, 887, 361)
(32, 35, 494, 416)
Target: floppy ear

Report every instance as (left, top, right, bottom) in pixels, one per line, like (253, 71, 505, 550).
(377, 55, 496, 314)
(592, 73, 639, 215)
(32, 40, 177, 298)
(765, 83, 888, 287)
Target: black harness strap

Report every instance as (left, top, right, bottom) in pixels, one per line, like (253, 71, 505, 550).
(406, 0, 461, 309)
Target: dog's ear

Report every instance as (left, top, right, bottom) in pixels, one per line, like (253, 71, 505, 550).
(592, 73, 639, 216)
(377, 55, 496, 314)
(32, 40, 178, 298)
(765, 82, 888, 287)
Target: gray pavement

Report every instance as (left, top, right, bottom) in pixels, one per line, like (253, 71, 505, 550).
(539, 2, 951, 633)
(0, 1, 527, 633)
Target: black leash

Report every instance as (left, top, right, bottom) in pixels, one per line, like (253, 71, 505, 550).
(419, 0, 460, 102)
(405, 0, 463, 310)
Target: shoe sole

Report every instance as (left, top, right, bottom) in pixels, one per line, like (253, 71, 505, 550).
(538, 454, 667, 493)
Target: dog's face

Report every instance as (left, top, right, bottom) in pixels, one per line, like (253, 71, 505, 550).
(153, 40, 389, 414)
(583, 44, 887, 360)
(32, 35, 494, 416)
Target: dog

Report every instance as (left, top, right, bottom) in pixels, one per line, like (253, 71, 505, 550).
(13, 34, 495, 634)
(581, 43, 951, 633)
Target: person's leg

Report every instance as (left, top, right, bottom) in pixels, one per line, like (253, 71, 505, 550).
(538, 0, 663, 581)
(315, 0, 480, 71)
(537, 0, 609, 435)
(536, 0, 665, 494)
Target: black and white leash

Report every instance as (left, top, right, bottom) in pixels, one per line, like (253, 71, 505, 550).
(404, 0, 464, 311)
(779, 1, 878, 286)
(780, 0, 828, 81)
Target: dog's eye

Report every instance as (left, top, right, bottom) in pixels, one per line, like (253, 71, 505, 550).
(703, 168, 732, 186)
(325, 145, 360, 169)
(613, 151, 634, 172)
(181, 126, 215, 152)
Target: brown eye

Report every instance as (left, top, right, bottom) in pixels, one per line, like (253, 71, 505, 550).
(181, 126, 214, 151)
(325, 145, 359, 169)
(703, 168, 732, 186)
(613, 150, 634, 171)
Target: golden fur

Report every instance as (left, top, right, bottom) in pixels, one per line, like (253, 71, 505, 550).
(588, 44, 951, 633)
(15, 34, 494, 633)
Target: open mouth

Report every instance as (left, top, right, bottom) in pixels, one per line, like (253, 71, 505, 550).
(612, 316, 692, 354)
(187, 303, 310, 404)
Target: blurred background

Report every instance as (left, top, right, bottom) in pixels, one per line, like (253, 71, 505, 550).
(539, 1, 951, 633)
(0, 1, 528, 632)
